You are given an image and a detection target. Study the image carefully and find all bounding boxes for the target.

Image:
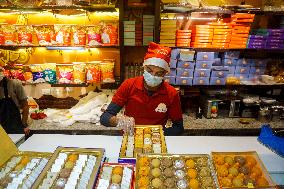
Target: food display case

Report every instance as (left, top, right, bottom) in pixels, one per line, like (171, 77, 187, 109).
(212, 151, 277, 188)
(119, 125, 167, 164)
(32, 147, 105, 189)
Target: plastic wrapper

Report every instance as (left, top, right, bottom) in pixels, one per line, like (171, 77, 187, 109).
(42, 63, 57, 84)
(86, 62, 101, 83)
(72, 25, 86, 46)
(57, 64, 73, 84)
(33, 25, 55, 46)
(30, 64, 45, 83)
(101, 61, 115, 83)
(101, 24, 118, 45)
(2, 25, 17, 45)
(87, 26, 102, 46)
(73, 62, 86, 84)
(0, 25, 5, 45)
(10, 64, 25, 81)
(54, 25, 72, 46)
(3, 69, 11, 78)
(16, 25, 33, 45)
(23, 71, 33, 83)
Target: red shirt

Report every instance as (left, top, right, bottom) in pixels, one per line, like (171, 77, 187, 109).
(112, 76, 183, 126)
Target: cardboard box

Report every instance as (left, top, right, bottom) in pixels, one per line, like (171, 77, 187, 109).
(177, 68, 194, 77)
(177, 60, 195, 69)
(210, 77, 226, 85)
(196, 60, 214, 69)
(193, 77, 210, 85)
(176, 77, 193, 85)
(194, 69, 211, 77)
(196, 52, 218, 61)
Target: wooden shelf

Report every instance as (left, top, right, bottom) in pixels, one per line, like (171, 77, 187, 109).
(50, 83, 89, 87)
(175, 84, 284, 89)
(0, 45, 120, 50)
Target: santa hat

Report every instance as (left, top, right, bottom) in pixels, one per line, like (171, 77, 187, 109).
(143, 42, 171, 72)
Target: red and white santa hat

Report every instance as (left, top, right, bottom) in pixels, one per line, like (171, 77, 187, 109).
(143, 42, 171, 72)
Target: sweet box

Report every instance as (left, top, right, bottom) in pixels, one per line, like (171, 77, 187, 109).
(176, 77, 193, 85)
(209, 77, 226, 85)
(195, 60, 214, 69)
(193, 77, 210, 85)
(236, 59, 250, 67)
(164, 76, 175, 85)
(211, 67, 229, 78)
(196, 52, 217, 61)
(223, 51, 240, 59)
(169, 58, 177, 68)
(176, 68, 194, 77)
(179, 49, 195, 61)
(223, 58, 237, 66)
(177, 60, 195, 69)
(194, 69, 211, 77)
(235, 66, 250, 74)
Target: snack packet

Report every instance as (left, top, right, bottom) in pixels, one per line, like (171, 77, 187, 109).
(101, 60, 115, 83)
(2, 25, 17, 45)
(87, 25, 102, 46)
(10, 64, 25, 81)
(73, 62, 86, 84)
(54, 25, 72, 46)
(86, 61, 101, 83)
(33, 25, 55, 46)
(16, 25, 33, 45)
(30, 64, 45, 83)
(57, 64, 73, 84)
(42, 63, 57, 84)
(72, 25, 86, 46)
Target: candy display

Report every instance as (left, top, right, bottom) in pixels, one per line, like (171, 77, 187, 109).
(136, 153, 218, 189)
(101, 24, 118, 45)
(33, 25, 55, 46)
(57, 64, 73, 84)
(2, 25, 17, 46)
(73, 62, 86, 84)
(119, 125, 167, 161)
(30, 64, 45, 83)
(72, 26, 87, 46)
(87, 26, 102, 46)
(86, 62, 101, 84)
(42, 63, 57, 84)
(10, 64, 25, 81)
(212, 152, 276, 188)
(32, 147, 105, 189)
(54, 25, 72, 46)
(16, 25, 33, 46)
(95, 163, 134, 189)
(100, 60, 115, 83)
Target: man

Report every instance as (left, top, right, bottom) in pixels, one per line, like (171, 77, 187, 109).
(0, 66, 30, 135)
(100, 42, 184, 135)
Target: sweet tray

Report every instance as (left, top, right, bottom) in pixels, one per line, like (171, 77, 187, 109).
(0, 152, 51, 189)
(136, 153, 219, 189)
(95, 163, 135, 189)
(119, 125, 167, 163)
(212, 151, 276, 189)
(32, 147, 105, 189)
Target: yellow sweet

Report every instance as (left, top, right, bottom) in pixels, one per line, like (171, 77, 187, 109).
(187, 169, 197, 179)
(144, 134, 151, 138)
(20, 156, 29, 165)
(188, 179, 199, 189)
(151, 178, 162, 188)
(221, 177, 232, 187)
(215, 156, 225, 165)
(256, 177, 269, 186)
(68, 154, 78, 162)
(144, 128, 152, 134)
(112, 166, 123, 175)
(64, 161, 74, 169)
(138, 157, 150, 167)
(185, 159, 195, 168)
(138, 166, 150, 176)
(138, 177, 149, 187)
(111, 174, 122, 184)
(151, 158, 160, 168)
(218, 165, 229, 177)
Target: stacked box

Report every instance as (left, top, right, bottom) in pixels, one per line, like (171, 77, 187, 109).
(248, 29, 268, 49)
(266, 29, 284, 49)
(124, 21, 135, 46)
(210, 22, 232, 49)
(230, 13, 254, 49)
(160, 19, 176, 46)
(176, 30, 191, 47)
(143, 15, 154, 46)
(191, 25, 213, 48)
(210, 66, 229, 85)
(135, 21, 143, 46)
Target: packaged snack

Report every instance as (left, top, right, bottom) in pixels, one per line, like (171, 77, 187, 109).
(72, 25, 86, 46)
(0, 25, 4, 45)
(2, 25, 17, 45)
(23, 65, 33, 83)
(10, 64, 25, 81)
(57, 64, 73, 84)
(101, 23, 118, 45)
(16, 25, 33, 45)
(42, 63, 57, 84)
(3, 69, 11, 78)
(87, 25, 102, 46)
(86, 61, 101, 83)
(30, 64, 45, 83)
(54, 25, 72, 46)
(73, 62, 86, 84)
(33, 25, 55, 46)
(101, 60, 115, 83)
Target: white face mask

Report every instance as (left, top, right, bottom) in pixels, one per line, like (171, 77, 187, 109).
(0, 72, 4, 81)
(143, 70, 163, 87)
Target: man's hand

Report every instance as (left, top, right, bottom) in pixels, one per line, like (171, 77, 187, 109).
(117, 115, 135, 135)
(23, 127, 30, 136)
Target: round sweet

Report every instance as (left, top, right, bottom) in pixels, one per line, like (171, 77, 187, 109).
(215, 156, 225, 166)
(113, 167, 123, 175)
(64, 161, 74, 169)
(228, 167, 239, 177)
(174, 159, 185, 169)
(187, 169, 197, 179)
(144, 134, 151, 139)
(111, 174, 122, 184)
(201, 177, 213, 187)
(197, 157, 208, 167)
(246, 156, 257, 167)
(138, 157, 150, 167)
(244, 176, 256, 186)
(138, 177, 149, 187)
(239, 166, 250, 175)
(56, 178, 67, 188)
(139, 166, 150, 176)
(218, 165, 229, 177)
(251, 166, 262, 177)
(185, 159, 195, 168)
(151, 159, 160, 168)
(175, 170, 185, 179)
(68, 154, 78, 162)
(109, 183, 120, 189)
(200, 167, 211, 177)
(151, 178, 163, 188)
(144, 128, 152, 134)
(234, 156, 246, 166)
(151, 168, 161, 177)
(161, 158, 173, 168)
(232, 177, 243, 187)
(224, 156, 234, 166)
(188, 179, 199, 189)
(221, 177, 232, 187)
(177, 179, 187, 189)
(59, 168, 72, 178)
(163, 168, 174, 177)
(256, 177, 268, 187)
(164, 178, 175, 188)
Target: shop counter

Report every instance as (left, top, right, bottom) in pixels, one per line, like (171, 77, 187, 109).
(19, 134, 284, 185)
(8, 134, 25, 147)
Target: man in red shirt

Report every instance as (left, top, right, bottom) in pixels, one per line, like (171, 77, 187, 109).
(100, 42, 184, 135)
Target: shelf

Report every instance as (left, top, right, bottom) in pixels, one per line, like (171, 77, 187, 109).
(175, 84, 284, 89)
(0, 45, 120, 50)
(50, 83, 89, 87)
(167, 47, 284, 53)
(0, 5, 117, 12)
